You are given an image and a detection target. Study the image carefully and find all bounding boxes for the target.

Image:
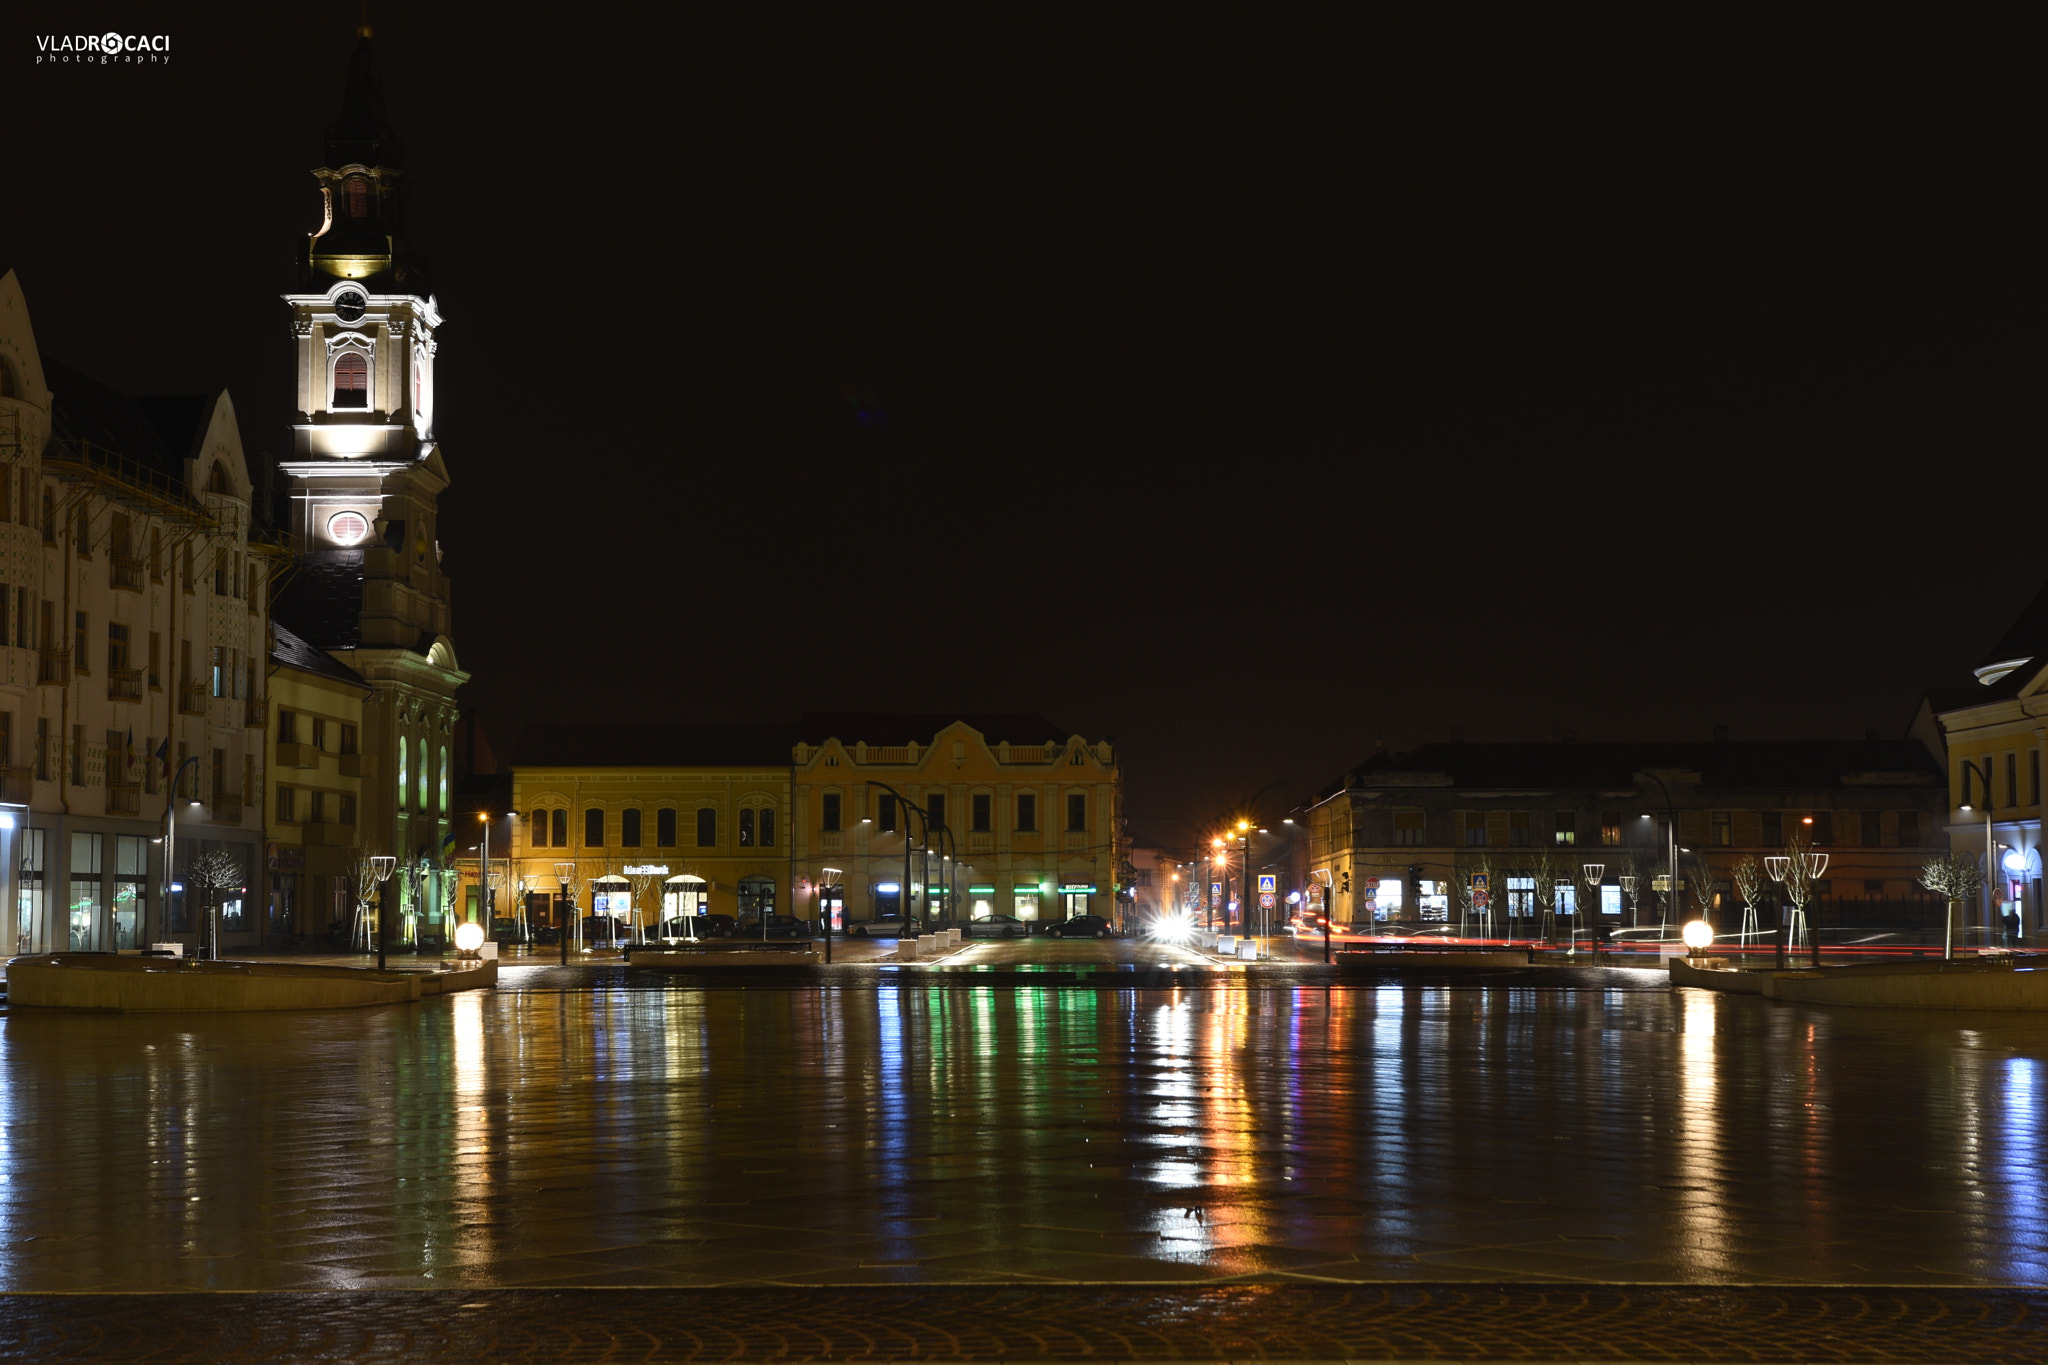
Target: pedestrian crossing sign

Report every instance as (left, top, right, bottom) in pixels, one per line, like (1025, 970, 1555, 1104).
(1257, 874, 1276, 894)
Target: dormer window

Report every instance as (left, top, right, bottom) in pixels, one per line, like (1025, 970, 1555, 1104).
(333, 353, 368, 408)
(344, 176, 370, 218)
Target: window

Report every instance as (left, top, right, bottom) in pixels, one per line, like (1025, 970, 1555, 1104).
(739, 809, 755, 847)
(1897, 811, 1920, 847)
(1712, 811, 1732, 846)
(1016, 793, 1036, 833)
(1600, 813, 1621, 845)
(1506, 875, 1535, 918)
(339, 794, 357, 825)
(340, 723, 359, 755)
(277, 787, 296, 822)
(1808, 812, 1832, 846)
(1553, 812, 1576, 846)
(696, 807, 716, 848)
(70, 725, 86, 786)
(927, 793, 946, 832)
(309, 791, 326, 823)
(759, 808, 775, 847)
(2034, 751, 2043, 807)
(311, 718, 326, 749)
(1556, 881, 1576, 916)
(141, 734, 156, 793)
(147, 631, 161, 689)
(13, 587, 28, 647)
(1464, 813, 1486, 847)
(344, 176, 370, 217)
(584, 808, 605, 847)
(822, 793, 842, 833)
(2008, 752, 2020, 808)
(437, 745, 448, 814)
(333, 353, 368, 408)
(530, 808, 548, 847)
(1066, 793, 1087, 833)
(878, 795, 897, 833)
(1760, 811, 1782, 846)
(1509, 810, 1531, 846)
(621, 808, 641, 847)
(1394, 809, 1426, 846)
(107, 621, 129, 674)
(34, 717, 49, 782)
(278, 710, 298, 744)
(40, 490, 54, 544)
(73, 611, 88, 674)
(972, 793, 991, 832)
(1860, 811, 1882, 846)
(73, 507, 90, 559)
(657, 808, 677, 846)
(396, 737, 407, 808)
(1600, 885, 1623, 916)
(551, 809, 567, 846)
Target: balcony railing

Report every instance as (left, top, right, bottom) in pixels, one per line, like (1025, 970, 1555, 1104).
(37, 652, 69, 686)
(110, 556, 144, 591)
(105, 782, 141, 816)
(108, 668, 143, 702)
(179, 682, 208, 715)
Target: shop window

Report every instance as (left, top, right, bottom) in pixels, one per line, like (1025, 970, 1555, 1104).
(1506, 875, 1535, 918)
(1600, 885, 1622, 916)
(530, 808, 548, 847)
(1553, 812, 1576, 846)
(739, 808, 755, 847)
(1066, 793, 1086, 833)
(584, 808, 605, 847)
(1015, 793, 1036, 833)
(656, 808, 677, 846)
(696, 807, 716, 847)
(822, 793, 842, 833)
(333, 353, 369, 408)
(972, 793, 991, 832)
(1394, 809, 1425, 846)
(621, 808, 641, 847)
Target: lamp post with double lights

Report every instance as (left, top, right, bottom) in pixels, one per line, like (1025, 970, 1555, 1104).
(1577, 863, 1605, 957)
(1764, 846, 1827, 967)
(554, 860, 577, 965)
(369, 854, 397, 971)
(864, 781, 937, 934)
(158, 755, 202, 952)
(819, 865, 843, 963)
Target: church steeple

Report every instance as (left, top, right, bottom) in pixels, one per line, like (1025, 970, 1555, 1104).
(301, 29, 429, 295)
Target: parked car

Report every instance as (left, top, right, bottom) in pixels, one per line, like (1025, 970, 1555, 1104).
(489, 917, 528, 944)
(580, 915, 633, 946)
(736, 914, 814, 940)
(657, 914, 736, 940)
(850, 917, 924, 938)
(1050, 914, 1115, 939)
(967, 914, 1026, 939)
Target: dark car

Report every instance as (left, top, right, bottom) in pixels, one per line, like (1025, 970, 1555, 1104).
(580, 916, 632, 946)
(968, 914, 1026, 939)
(850, 916, 924, 938)
(739, 914, 813, 940)
(1051, 914, 1115, 939)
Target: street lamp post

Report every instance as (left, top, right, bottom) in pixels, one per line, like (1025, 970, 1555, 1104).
(369, 855, 397, 971)
(820, 865, 843, 963)
(476, 811, 491, 934)
(1578, 863, 1605, 958)
(158, 755, 202, 953)
(554, 860, 577, 966)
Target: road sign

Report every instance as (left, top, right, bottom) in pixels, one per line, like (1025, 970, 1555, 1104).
(1257, 874, 1276, 894)
(1258, 892, 1276, 910)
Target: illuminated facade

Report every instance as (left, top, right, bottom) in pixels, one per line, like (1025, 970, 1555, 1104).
(264, 621, 370, 939)
(1307, 740, 1947, 935)
(0, 269, 273, 954)
(504, 716, 1124, 934)
(1913, 579, 2048, 946)
(271, 30, 468, 946)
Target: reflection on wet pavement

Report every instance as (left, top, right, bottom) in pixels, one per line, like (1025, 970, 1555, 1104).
(0, 982, 2042, 1290)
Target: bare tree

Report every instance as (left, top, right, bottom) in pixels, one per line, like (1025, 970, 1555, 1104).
(628, 868, 664, 942)
(348, 851, 381, 950)
(1778, 831, 1819, 950)
(1731, 855, 1766, 941)
(187, 848, 245, 960)
(1920, 851, 1983, 960)
(1529, 849, 1561, 943)
(1688, 851, 1718, 922)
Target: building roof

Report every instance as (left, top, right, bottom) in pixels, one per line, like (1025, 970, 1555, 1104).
(271, 549, 364, 650)
(269, 620, 368, 690)
(1324, 740, 1942, 800)
(39, 352, 224, 486)
(797, 713, 1075, 747)
(1972, 576, 2048, 684)
(515, 724, 804, 769)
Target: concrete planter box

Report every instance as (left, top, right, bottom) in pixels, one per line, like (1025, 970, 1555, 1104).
(5, 954, 496, 1011)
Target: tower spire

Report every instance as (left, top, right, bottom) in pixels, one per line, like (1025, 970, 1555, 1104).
(358, 2, 373, 39)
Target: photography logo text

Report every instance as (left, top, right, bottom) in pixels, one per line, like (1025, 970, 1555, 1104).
(35, 33, 171, 66)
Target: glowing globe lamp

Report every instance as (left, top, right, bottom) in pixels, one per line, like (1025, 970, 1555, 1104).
(454, 922, 487, 955)
(1681, 919, 1714, 955)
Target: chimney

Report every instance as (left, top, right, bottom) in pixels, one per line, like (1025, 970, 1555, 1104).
(1712, 724, 1729, 743)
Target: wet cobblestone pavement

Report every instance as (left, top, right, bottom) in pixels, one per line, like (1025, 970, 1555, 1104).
(1, 946, 2044, 1359)
(1, 1284, 2042, 1362)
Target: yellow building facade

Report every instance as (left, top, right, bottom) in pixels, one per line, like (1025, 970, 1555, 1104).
(503, 715, 1124, 936)
(263, 622, 371, 940)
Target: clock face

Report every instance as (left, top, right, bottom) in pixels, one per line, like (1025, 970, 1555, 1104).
(334, 291, 366, 323)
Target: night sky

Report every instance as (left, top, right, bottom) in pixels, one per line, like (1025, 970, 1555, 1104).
(4, 5, 2039, 849)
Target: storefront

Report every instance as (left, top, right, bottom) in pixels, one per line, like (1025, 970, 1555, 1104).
(661, 873, 706, 933)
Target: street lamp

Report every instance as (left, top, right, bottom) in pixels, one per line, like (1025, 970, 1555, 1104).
(476, 811, 492, 935)
(159, 754, 203, 954)
(820, 865, 843, 963)
(368, 855, 397, 971)
(553, 860, 577, 966)
(1578, 863, 1605, 958)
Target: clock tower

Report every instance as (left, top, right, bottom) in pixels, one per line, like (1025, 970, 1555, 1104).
(275, 22, 468, 945)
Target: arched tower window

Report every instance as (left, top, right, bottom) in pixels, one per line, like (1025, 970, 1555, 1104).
(207, 462, 232, 494)
(344, 176, 370, 218)
(0, 358, 16, 398)
(333, 353, 368, 409)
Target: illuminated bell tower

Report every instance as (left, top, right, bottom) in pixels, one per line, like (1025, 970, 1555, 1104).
(275, 21, 467, 936)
